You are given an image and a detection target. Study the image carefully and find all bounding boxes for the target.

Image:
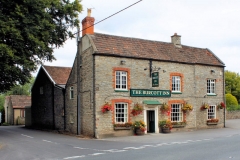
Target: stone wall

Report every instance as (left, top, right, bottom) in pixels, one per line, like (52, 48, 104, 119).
(65, 57, 78, 134)
(80, 47, 94, 137)
(31, 69, 54, 129)
(93, 56, 225, 138)
(226, 110, 240, 119)
(54, 87, 64, 130)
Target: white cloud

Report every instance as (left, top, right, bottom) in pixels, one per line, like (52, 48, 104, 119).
(41, 0, 240, 74)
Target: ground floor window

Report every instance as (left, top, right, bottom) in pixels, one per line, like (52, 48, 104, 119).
(20, 109, 25, 118)
(171, 103, 183, 122)
(115, 103, 128, 123)
(208, 105, 216, 119)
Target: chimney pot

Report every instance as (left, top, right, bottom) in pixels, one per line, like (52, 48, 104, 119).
(87, 8, 91, 17)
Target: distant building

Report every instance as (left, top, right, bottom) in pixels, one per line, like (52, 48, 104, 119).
(4, 95, 31, 125)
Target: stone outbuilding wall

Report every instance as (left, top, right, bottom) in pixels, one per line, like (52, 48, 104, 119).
(226, 110, 240, 119)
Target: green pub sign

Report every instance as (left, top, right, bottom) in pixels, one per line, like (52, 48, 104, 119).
(130, 89, 171, 97)
(152, 72, 159, 87)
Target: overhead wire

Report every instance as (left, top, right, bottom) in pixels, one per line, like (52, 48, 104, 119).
(72, 0, 143, 38)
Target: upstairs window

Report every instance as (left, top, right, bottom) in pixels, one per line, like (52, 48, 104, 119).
(172, 76, 181, 92)
(70, 86, 74, 99)
(207, 79, 215, 94)
(116, 71, 127, 90)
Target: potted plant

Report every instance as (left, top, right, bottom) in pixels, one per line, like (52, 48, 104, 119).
(101, 102, 112, 113)
(207, 118, 219, 125)
(171, 120, 187, 128)
(132, 120, 146, 135)
(200, 103, 210, 110)
(159, 119, 172, 133)
(113, 122, 132, 130)
(217, 102, 225, 109)
(182, 103, 193, 113)
(131, 103, 143, 116)
(160, 103, 170, 113)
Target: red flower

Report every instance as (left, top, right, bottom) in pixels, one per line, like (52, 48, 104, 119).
(101, 102, 112, 113)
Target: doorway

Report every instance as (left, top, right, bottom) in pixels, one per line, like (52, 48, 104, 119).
(147, 110, 155, 133)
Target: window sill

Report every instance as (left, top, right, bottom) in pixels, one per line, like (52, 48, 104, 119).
(207, 94, 217, 96)
(114, 90, 129, 92)
(171, 92, 182, 94)
(114, 126, 132, 130)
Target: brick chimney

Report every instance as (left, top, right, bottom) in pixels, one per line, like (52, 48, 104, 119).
(81, 9, 95, 36)
(171, 33, 182, 48)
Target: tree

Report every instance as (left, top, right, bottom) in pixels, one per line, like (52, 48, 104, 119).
(0, 0, 82, 92)
(5, 77, 35, 96)
(225, 71, 240, 103)
(226, 93, 239, 111)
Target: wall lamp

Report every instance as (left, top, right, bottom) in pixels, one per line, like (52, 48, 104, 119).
(211, 70, 215, 73)
(120, 60, 126, 65)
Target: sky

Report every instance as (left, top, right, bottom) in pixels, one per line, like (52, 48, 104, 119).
(41, 0, 240, 75)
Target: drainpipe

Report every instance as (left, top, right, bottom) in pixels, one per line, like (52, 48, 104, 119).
(63, 88, 66, 130)
(223, 68, 226, 128)
(93, 54, 97, 138)
(77, 27, 81, 135)
(52, 83, 55, 129)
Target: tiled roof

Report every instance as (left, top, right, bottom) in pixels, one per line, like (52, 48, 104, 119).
(9, 95, 31, 109)
(43, 65, 72, 85)
(90, 33, 224, 66)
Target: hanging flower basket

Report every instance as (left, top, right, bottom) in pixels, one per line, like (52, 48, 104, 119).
(182, 103, 193, 113)
(200, 103, 210, 110)
(131, 103, 143, 116)
(101, 102, 112, 113)
(160, 103, 170, 113)
(217, 102, 225, 109)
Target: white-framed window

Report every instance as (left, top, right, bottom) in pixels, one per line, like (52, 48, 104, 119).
(40, 86, 43, 94)
(171, 104, 183, 122)
(208, 105, 216, 119)
(115, 71, 127, 90)
(70, 86, 74, 99)
(172, 76, 181, 92)
(207, 79, 215, 94)
(115, 103, 128, 123)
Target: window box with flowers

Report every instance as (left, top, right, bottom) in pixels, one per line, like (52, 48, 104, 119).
(171, 120, 187, 128)
(207, 118, 219, 125)
(113, 122, 132, 130)
(217, 102, 225, 109)
(159, 119, 172, 133)
(160, 103, 170, 113)
(182, 103, 193, 113)
(200, 103, 210, 111)
(131, 103, 143, 116)
(101, 102, 112, 113)
(132, 120, 146, 135)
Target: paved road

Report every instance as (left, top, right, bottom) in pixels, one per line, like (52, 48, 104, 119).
(0, 119, 240, 160)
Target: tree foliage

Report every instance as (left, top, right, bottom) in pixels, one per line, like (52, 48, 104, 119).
(225, 71, 240, 103)
(226, 93, 239, 111)
(0, 0, 82, 92)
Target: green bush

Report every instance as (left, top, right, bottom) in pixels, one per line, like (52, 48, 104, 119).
(226, 93, 239, 111)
